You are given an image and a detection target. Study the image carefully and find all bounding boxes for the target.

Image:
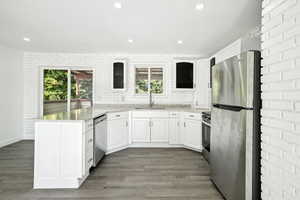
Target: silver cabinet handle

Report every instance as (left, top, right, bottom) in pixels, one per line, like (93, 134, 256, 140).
(88, 138, 93, 143)
(184, 122, 186, 127)
(189, 115, 194, 117)
(126, 121, 128, 127)
(115, 114, 120, 117)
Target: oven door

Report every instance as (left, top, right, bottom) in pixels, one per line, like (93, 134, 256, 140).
(202, 121, 211, 151)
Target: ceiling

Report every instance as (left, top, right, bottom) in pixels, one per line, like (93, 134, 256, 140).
(0, 0, 261, 56)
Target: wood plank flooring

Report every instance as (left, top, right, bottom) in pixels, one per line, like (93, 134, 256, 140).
(0, 141, 223, 200)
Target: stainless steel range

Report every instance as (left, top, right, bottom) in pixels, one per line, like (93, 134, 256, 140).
(202, 111, 211, 162)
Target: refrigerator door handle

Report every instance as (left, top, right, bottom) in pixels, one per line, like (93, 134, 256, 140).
(213, 104, 244, 112)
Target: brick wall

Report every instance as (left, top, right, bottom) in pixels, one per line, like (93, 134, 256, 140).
(261, 0, 300, 199)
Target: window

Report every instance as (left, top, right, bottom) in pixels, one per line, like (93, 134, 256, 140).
(176, 62, 194, 89)
(135, 66, 164, 95)
(113, 61, 126, 90)
(42, 68, 93, 115)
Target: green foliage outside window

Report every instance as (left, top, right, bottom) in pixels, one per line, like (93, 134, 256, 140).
(135, 80, 163, 94)
(150, 80, 163, 94)
(44, 70, 92, 101)
(44, 70, 68, 101)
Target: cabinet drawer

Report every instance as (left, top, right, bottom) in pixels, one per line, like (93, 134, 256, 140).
(183, 112, 202, 121)
(107, 112, 128, 120)
(169, 112, 180, 118)
(84, 120, 94, 131)
(132, 111, 169, 118)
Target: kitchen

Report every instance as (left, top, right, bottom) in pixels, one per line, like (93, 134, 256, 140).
(1, 1, 300, 200)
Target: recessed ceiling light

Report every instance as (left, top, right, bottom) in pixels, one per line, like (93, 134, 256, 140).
(23, 37, 31, 42)
(177, 40, 183, 44)
(195, 3, 204, 10)
(128, 39, 133, 43)
(114, 2, 122, 9)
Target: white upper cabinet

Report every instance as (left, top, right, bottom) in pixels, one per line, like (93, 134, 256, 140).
(173, 60, 196, 91)
(194, 59, 210, 108)
(112, 59, 127, 91)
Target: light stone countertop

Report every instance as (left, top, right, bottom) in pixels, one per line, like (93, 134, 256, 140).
(41, 104, 210, 121)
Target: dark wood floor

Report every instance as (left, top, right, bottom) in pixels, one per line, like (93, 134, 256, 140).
(0, 141, 223, 200)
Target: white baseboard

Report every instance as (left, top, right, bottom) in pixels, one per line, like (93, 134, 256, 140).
(23, 134, 34, 140)
(129, 143, 183, 148)
(0, 137, 22, 148)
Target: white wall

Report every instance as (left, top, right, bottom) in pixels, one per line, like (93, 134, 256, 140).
(23, 53, 209, 139)
(211, 39, 243, 63)
(0, 44, 23, 147)
(211, 29, 261, 63)
(261, 0, 300, 199)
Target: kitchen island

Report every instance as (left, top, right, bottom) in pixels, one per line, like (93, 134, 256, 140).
(34, 105, 209, 189)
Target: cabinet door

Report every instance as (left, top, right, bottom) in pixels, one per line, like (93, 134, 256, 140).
(132, 118, 150, 143)
(151, 118, 169, 143)
(196, 59, 210, 108)
(107, 118, 128, 150)
(183, 119, 202, 150)
(168, 118, 181, 144)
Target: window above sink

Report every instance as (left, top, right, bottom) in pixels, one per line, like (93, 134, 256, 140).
(135, 64, 165, 96)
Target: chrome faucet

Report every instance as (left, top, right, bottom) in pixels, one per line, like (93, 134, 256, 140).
(149, 90, 154, 108)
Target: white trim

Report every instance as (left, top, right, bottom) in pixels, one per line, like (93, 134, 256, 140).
(67, 69, 71, 112)
(106, 144, 202, 154)
(39, 66, 96, 117)
(0, 137, 22, 148)
(173, 59, 197, 92)
(129, 143, 183, 148)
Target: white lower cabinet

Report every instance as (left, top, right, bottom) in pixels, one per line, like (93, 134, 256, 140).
(131, 111, 169, 144)
(132, 118, 151, 143)
(150, 118, 169, 142)
(168, 118, 181, 144)
(182, 118, 202, 150)
(34, 120, 93, 189)
(107, 112, 129, 152)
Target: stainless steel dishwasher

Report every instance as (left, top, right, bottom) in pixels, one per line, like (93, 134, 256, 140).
(93, 114, 107, 167)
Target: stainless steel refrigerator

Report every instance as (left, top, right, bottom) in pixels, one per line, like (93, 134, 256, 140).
(210, 51, 261, 200)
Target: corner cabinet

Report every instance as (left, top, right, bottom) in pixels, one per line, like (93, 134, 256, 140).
(107, 112, 129, 153)
(34, 120, 93, 189)
(168, 112, 182, 145)
(112, 60, 127, 91)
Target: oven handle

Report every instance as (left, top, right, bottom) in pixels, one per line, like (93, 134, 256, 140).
(202, 121, 211, 127)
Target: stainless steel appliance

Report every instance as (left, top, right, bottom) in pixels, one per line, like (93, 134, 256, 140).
(93, 114, 107, 167)
(202, 112, 211, 162)
(210, 51, 261, 200)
